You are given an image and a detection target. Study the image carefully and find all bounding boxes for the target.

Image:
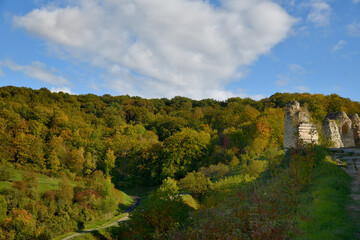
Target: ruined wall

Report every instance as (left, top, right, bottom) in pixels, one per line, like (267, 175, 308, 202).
(323, 112, 355, 148)
(284, 101, 319, 149)
(284, 101, 360, 149)
(350, 114, 360, 147)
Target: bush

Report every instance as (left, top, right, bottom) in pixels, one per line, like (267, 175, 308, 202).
(0, 166, 13, 181)
(119, 193, 191, 239)
(245, 159, 268, 177)
(199, 163, 230, 180)
(179, 172, 211, 198)
(157, 177, 179, 200)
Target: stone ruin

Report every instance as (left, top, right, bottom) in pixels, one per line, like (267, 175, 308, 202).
(284, 101, 360, 149)
(323, 112, 360, 148)
(284, 101, 319, 149)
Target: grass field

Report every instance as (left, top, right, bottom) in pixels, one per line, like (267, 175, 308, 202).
(0, 166, 62, 192)
(296, 156, 360, 239)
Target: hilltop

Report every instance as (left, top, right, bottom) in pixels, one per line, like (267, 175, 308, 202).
(1, 86, 360, 239)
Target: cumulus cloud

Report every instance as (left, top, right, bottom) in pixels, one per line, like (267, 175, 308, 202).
(347, 22, 360, 36)
(50, 87, 73, 94)
(307, 1, 332, 27)
(13, 0, 295, 100)
(0, 60, 70, 86)
(332, 40, 347, 52)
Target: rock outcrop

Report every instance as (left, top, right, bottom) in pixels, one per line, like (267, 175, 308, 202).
(323, 112, 355, 148)
(350, 114, 360, 147)
(284, 101, 319, 149)
(284, 101, 360, 149)
(323, 118, 343, 148)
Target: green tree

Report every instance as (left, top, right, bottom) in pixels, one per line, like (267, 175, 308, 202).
(65, 148, 85, 174)
(84, 152, 96, 175)
(47, 149, 61, 171)
(179, 171, 211, 198)
(103, 149, 116, 176)
(120, 189, 190, 239)
(161, 128, 211, 179)
(58, 175, 74, 206)
(157, 177, 179, 200)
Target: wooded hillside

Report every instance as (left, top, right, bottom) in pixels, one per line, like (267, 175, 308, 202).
(1, 86, 360, 239)
(1, 86, 360, 187)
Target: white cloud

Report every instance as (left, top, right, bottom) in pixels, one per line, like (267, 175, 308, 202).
(1, 60, 70, 86)
(307, 1, 332, 27)
(236, 89, 265, 100)
(347, 22, 360, 36)
(0, 67, 4, 77)
(353, 0, 360, 3)
(296, 86, 309, 92)
(289, 64, 306, 74)
(50, 87, 73, 94)
(13, 0, 296, 100)
(332, 40, 347, 52)
(250, 94, 266, 101)
(276, 74, 290, 86)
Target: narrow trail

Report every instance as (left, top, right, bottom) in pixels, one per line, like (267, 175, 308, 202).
(61, 196, 139, 240)
(331, 148, 360, 237)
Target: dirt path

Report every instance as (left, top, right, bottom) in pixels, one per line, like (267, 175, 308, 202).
(331, 149, 360, 237)
(61, 196, 139, 240)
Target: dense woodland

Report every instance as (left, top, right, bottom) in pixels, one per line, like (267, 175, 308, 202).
(1, 86, 360, 239)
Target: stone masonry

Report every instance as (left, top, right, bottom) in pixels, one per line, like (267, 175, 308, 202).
(323, 112, 360, 148)
(351, 114, 360, 147)
(284, 101, 319, 150)
(284, 101, 360, 149)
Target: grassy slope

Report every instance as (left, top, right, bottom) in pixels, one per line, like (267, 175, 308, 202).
(181, 194, 200, 210)
(0, 167, 62, 192)
(164, 147, 359, 239)
(297, 155, 359, 239)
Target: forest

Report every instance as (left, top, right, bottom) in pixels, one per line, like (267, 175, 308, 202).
(1, 86, 360, 239)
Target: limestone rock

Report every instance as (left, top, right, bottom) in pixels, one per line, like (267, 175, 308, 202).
(323, 118, 343, 148)
(323, 112, 355, 147)
(284, 101, 319, 150)
(350, 114, 360, 147)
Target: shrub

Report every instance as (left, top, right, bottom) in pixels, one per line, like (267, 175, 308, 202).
(245, 159, 268, 177)
(199, 163, 230, 180)
(157, 177, 179, 200)
(288, 145, 316, 187)
(0, 167, 13, 182)
(179, 172, 211, 198)
(119, 193, 191, 239)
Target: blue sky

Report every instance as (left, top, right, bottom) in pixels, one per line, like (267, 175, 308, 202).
(1, 0, 360, 101)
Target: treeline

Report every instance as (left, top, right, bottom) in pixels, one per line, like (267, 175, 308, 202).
(1, 86, 360, 187)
